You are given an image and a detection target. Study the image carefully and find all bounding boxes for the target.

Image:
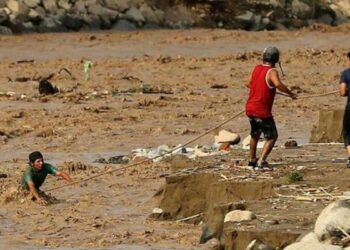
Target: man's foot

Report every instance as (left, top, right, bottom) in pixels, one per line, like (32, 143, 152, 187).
(258, 161, 273, 171)
(247, 159, 257, 170)
(347, 158, 350, 168)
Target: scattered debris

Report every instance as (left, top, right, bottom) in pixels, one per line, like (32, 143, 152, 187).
(38, 78, 59, 95)
(94, 156, 129, 164)
(210, 84, 228, 89)
(285, 140, 299, 148)
(16, 59, 35, 64)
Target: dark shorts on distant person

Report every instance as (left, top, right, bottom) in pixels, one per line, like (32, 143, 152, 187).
(248, 116, 278, 140)
(343, 109, 350, 147)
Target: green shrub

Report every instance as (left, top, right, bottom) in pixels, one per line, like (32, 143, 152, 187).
(288, 170, 304, 183)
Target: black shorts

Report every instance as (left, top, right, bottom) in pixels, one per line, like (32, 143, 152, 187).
(248, 116, 278, 140)
(343, 109, 350, 146)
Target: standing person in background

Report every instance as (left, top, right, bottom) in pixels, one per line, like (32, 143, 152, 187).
(339, 52, 350, 168)
(245, 47, 297, 171)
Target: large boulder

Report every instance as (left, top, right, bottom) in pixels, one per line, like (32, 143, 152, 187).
(139, 3, 163, 25)
(284, 242, 343, 250)
(23, 0, 41, 8)
(74, 0, 87, 13)
(334, 0, 350, 17)
(7, 0, 30, 21)
(87, 3, 119, 28)
(291, 0, 315, 19)
(125, 6, 145, 23)
(314, 200, 350, 241)
(60, 14, 83, 30)
(58, 0, 72, 11)
(42, 0, 57, 13)
(80, 14, 101, 29)
(0, 25, 12, 34)
(104, 0, 130, 12)
(234, 11, 255, 30)
(38, 16, 67, 32)
(0, 8, 8, 24)
(112, 19, 136, 31)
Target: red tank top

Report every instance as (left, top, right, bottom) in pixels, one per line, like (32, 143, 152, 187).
(246, 64, 276, 118)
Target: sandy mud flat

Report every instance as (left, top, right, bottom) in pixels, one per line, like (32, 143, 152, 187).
(0, 27, 349, 249)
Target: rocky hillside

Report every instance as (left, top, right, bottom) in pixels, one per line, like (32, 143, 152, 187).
(0, 0, 349, 34)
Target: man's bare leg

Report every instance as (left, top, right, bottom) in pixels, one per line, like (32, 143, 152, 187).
(249, 133, 261, 162)
(259, 138, 277, 163)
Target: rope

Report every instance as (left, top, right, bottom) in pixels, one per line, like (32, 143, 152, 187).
(277, 90, 338, 99)
(44, 89, 338, 192)
(44, 110, 245, 192)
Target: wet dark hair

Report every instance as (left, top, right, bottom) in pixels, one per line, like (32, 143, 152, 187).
(29, 151, 43, 163)
(347, 52, 350, 59)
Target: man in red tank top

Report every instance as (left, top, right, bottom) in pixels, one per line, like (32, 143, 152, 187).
(245, 47, 296, 170)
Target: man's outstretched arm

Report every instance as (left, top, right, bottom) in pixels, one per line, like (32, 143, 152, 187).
(56, 171, 73, 183)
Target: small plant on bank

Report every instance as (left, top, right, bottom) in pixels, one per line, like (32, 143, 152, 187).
(288, 170, 304, 183)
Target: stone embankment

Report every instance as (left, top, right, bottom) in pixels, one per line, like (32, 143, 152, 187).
(0, 0, 349, 34)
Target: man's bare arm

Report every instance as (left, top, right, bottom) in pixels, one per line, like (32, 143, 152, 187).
(56, 171, 73, 183)
(340, 83, 348, 97)
(269, 70, 296, 99)
(27, 181, 47, 205)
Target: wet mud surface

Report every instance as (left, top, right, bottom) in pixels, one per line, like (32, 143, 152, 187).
(0, 27, 349, 249)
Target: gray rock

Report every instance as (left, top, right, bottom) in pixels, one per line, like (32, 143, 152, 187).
(317, 14, 334, 25)
(87, 3, 119, 19)
(143, 22, 160, 29)
(234, 11, 255, 30)
(74, 0, 87, 13)
(129, 0, 143, 8)
(58, 0, 72, 11)
(42, 0, 57, 13)
(112, 19, 136, 31)
(125, 6, 145, 23)
(28, 8, 42, 22)
(246, 239, 274, 250)
(60, 13, 83, 30)
(140, 3, 163, 24)
(34, 6, 46, 18)
(7, 18, 25, 32)
(291, 0, 314, 19)
(284, 242, 342, 250)
(22, 21, 36, 32)
(104, 0, 129, 12)
(224, 210, 256, 223)
(87, 3, 119, 28)
(0, 8, 9, 24)
(23, 0, 41, 8)
(0, 25, 12, 34)
(38, 17, 67, 32)
(315, 200, 350, 241)
(81, 14, 101, 29)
